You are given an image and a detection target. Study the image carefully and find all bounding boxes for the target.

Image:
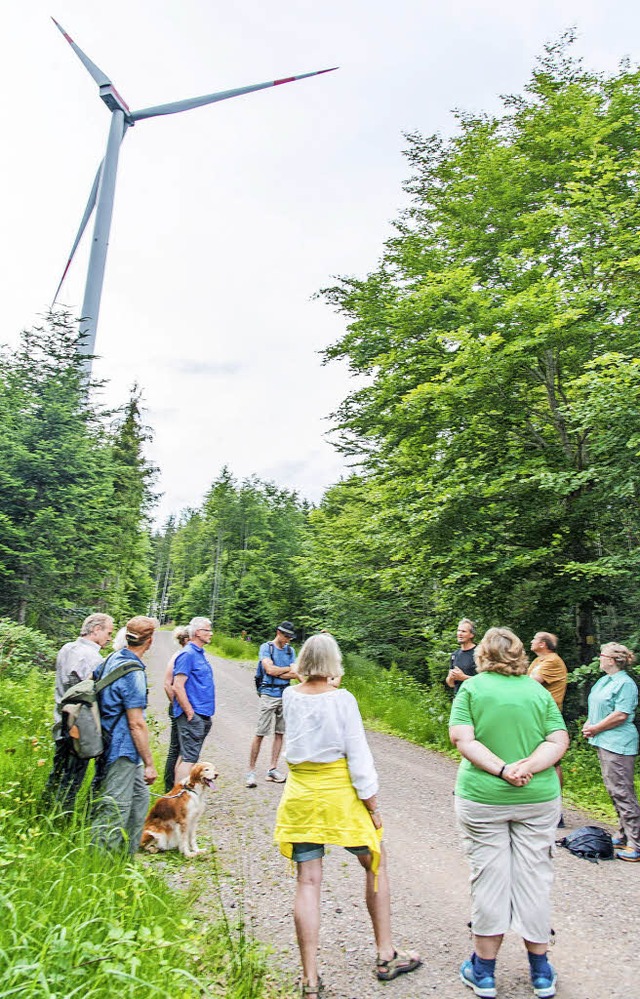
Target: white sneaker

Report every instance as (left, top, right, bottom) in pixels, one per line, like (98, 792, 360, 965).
(266, 768, 286, 783)
(245, 771, 257, 788)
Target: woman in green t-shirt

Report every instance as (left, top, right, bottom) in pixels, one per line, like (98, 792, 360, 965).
(582, 642, 640, 862)
(449, 627, 568, 999)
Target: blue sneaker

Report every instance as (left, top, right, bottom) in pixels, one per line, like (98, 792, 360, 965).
(460, 959, 497, 998)
(531, 963, 557, 998)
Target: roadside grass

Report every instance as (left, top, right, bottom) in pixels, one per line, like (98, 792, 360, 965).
(209, 632, 261, 662)
(341, 653, 639, 821)
(0, 669, 275, 998)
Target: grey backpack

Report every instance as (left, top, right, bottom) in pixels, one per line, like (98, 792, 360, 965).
(60, 657, 143, 759)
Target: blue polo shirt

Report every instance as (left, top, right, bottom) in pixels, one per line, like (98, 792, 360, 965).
(173, 642, 215, 717)
(95, 649, 147, 766)
(258, 641, 296, 698)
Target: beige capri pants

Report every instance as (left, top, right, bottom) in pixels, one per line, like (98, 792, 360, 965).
(455, 795, 561, 943)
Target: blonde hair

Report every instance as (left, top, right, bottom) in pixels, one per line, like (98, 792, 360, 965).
(601, 642, 636, 669)
(475, 627, 529, 676)
(297, 633, 344, 679)
(172, 625, 190, 647)
(125, 616, 158, 647)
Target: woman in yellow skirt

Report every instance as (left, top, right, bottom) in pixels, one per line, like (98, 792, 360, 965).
(274, 632, 421, 998)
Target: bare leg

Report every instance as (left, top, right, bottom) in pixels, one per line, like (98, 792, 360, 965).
(294, 858, 322, 992)
(474, 934, 503, 959)
(270, 733, 284, 770)
(524, 940, 547, 955)
(357, 845, 394, 961)
(248, 735, 263, 771)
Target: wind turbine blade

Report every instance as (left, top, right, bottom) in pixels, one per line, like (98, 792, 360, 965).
(130, 67, 339, 122)
(51, 162, 102, 306)
(51, 17, 112, 87)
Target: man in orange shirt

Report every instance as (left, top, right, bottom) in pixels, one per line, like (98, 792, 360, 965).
(529, 632, 568, 709)
(529, 631, 568, 826)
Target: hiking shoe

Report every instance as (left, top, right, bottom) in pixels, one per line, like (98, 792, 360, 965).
(531, 963, 557, 998)
(245, 771, 257, 788)
(460, 960, 496, 998)
(266, 768, 286, 783)
(556, 814, 565, 829)
(612, 834, 627, 847)
(615, 847, 640, 862)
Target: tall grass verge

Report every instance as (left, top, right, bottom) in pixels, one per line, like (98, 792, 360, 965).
(209, 632, 261, 662)
(0, 668, 272, 998)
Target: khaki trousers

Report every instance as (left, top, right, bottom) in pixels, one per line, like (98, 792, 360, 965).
(597, 747, 640, 849)
(455, 795, 561, 943)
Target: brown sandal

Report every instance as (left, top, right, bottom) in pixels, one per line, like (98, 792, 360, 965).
(376, 950, 422, 981)
(301, 975, 324, 997)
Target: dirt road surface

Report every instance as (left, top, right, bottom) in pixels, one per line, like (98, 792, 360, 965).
(145, 633, 639, 999)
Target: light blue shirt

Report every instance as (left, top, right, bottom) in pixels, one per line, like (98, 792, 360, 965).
(587, 671, 639, 755)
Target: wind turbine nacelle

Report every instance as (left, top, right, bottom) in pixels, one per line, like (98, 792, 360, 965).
(99, 84, 131, 117)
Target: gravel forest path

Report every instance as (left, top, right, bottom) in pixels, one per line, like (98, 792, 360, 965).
(145, 633, 639, 999)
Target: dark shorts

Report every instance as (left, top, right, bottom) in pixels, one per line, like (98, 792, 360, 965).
(175, 712, 212, 763)
(292, 842, 371, 863)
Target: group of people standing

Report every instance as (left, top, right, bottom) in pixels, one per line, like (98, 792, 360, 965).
(43, 611, 640, 999)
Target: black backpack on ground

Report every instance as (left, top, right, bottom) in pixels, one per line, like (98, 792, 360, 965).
(558, 825, 614, 863)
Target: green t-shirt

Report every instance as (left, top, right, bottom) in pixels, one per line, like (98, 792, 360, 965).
(449, 671, 567, 804)
(587, 672, 639, 755)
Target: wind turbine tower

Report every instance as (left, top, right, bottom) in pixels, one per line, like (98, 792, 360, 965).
(51, 19, 337, 375)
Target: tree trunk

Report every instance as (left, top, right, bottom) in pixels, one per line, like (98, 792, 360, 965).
(576, 599, 597, 665)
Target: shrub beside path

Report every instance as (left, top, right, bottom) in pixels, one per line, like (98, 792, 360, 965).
(146, 633, 639, 999)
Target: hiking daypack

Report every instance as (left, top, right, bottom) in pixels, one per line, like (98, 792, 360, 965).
(60, 656, 144, 759)
(254, 642, 295, 695)
(558, 825, 614, 863)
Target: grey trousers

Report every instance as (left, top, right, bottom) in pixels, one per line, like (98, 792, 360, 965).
(91, 757, 150, 854)
(597, 747, 640, 849)
(455, 795, 561, 943)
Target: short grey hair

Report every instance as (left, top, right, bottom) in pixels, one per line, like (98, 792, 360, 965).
(80, 613, 113, 637)
(297, 633, 344, 680)
(188, 617, 212, 639)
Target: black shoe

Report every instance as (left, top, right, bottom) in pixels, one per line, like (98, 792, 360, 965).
(557, 814, 566, 829)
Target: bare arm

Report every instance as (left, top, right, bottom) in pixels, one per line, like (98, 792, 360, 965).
(582, 711, 628, 739)
(449, 723, 530, 786)
(163, 657, 176, 702)
(362, 793, 382, 830)
(172, 674, 193, 720)
(125, 707, 157, 785)
(509, 730, 569, 778)
(263, 656, 298, 680)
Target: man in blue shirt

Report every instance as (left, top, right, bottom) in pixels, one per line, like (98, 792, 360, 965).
(246, 621, 298, 787)
(172, 616, 215, 784)
(91, 616, 158, 854)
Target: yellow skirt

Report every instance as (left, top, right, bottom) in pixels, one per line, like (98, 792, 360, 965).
(273, 758, 382, 882)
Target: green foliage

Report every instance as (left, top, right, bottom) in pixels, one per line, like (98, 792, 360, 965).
(209, 631, 261, 662)
(0, 665, 273, 998)
(342, 654, 452, 752)
(0, 315, 156, 638)
(315, 36, 640, 669)
(156, 469, 309, 639)
(0, 616, 56, 679)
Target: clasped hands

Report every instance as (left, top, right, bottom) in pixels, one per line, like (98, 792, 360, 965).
(501, 759, 533, 786)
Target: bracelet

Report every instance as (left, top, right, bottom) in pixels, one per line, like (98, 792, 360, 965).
(498, 764, 506, 779)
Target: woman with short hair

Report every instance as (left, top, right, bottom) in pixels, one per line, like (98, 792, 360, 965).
(582, 642, 640, 862)
(274, 632, 420, 998)
(449, 627, 568, 999)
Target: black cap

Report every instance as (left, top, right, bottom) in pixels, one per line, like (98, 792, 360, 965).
(276, 621, 296, 639)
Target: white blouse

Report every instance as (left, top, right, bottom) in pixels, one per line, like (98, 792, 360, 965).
(282, 686, 378, 800)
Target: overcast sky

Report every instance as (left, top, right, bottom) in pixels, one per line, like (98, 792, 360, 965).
(4, 1, 640, 523)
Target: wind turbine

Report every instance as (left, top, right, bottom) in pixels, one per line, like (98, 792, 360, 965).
(51, 18, 337, 374)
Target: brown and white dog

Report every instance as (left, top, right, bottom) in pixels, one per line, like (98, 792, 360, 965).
(140, 761, 218, 858)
